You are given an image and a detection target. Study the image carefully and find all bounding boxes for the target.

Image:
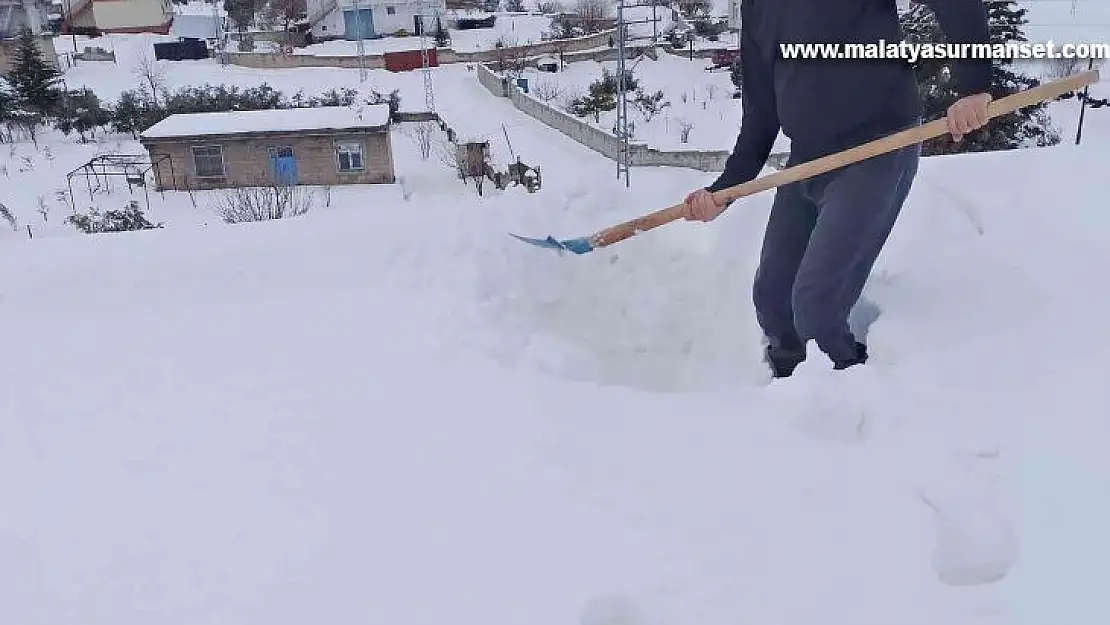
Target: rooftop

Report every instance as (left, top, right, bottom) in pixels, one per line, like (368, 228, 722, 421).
(139, 105, 391, 140)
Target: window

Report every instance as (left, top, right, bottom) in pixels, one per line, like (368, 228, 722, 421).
(192, 145, 225, 178)
(336, 142, 364, 172)
(386, 6, 396, 14)
(267, 146, 294, 159)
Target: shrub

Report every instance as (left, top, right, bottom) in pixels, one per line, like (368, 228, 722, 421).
(214, 185, 315, 223)
(67, 202, 164, 234)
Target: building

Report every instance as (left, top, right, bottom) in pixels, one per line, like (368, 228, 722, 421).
(139, 105, 396, 192)
(61, 0, 174, 35)
(306, 0, 446, 41)
(727, 0, 739, 30)
(0, 0, 58, 73)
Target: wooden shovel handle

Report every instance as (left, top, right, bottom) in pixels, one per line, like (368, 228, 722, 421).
(589, 69, 1099, 250)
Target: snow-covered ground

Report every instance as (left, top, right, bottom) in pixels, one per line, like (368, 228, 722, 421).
(521, 53, 786, 152)
(5, 14, 1110, 625)
(55, 33, 583, 164)
(6, 109, 1110, 625)
(295, 12, 556, 55)
(1023, 0, 1110, 46)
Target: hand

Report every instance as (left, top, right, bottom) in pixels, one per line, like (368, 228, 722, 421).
(683, 188, 727, 222)
(946, 92, 992, 142)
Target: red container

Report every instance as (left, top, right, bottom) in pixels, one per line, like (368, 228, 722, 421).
(384, 48, 438, 72)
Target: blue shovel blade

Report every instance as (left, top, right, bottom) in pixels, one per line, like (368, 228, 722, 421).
(509, 233, 594, 255)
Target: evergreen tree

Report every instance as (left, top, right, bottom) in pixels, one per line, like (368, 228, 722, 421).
(729, 60, 743, 97)
(0, 78, 14, 125)
(4, 27, 62, 117)
(56, 88, 112, 142)
(899, 0, 1059, 155)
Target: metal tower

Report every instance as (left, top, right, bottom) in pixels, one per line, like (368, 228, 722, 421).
(614, 0, 661, 187)
(418, 0, 436, 113)
(354, 0, 368, 82)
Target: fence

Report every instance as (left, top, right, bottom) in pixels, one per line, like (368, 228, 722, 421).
(220, 28, 618, 71)
(477, 64, 733, 172)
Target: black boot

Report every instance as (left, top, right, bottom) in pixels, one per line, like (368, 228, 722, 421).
(765, 343, 806, 378)
(832, 341, 868, 370)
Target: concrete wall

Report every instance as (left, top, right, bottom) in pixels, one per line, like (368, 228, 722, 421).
(143, 130, 394, 191)
(477, 63, 732, 172)
(0, 34, 58, 74)
(224, 26, 616, 70)
(220, 49, 387, 69)
(507, 79, 634, 162)
(476, 61, 507, 96)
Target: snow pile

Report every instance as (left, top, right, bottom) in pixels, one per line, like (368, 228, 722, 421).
(5, 132, 1110, 625)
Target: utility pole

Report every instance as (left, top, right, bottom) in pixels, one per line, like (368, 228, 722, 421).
(354, 0, 367, 82)
(616, 0, 630, 186)
(419, 0, 436, 113)
(614, 0, 661, 187)
(1076, 57, 1094, 145)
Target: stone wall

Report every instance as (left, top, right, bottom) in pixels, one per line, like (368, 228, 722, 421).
(476, 62, 508, 96)
(221, 28, 617, 71)
(507, 81, 633, 162)
(217, 50, 386, 69)
(479, 64, 733, 172)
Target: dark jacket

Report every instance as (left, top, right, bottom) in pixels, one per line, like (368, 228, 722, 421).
(706, 0, 992, 193)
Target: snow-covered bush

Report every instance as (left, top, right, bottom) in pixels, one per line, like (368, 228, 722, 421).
(66, 202, 164, 234)
(214, 185, 315, 223)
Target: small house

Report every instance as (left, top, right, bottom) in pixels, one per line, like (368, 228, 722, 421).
(307, 0, 447, 41)
(61, 0, 174, 34)
(139, 105, 396, 191)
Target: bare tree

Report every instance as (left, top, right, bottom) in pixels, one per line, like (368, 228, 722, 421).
(532, 78, 563, 102)
(574, 0, 610, 34)
(1043, 55, 1082, 81)
(537, 0, 562, 13)
(270, 0, 307, 46)
(133, 48, 167, 103)
(224, 0, 259, 32)
(214, 184, 315, 223)
(402, 120, 436, 160)
(493, 36, 535, 76)
(678, 119, 693, 143)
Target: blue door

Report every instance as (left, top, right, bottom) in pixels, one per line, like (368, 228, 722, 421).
(267, 148, 298, 186)
(343, 8, 375, 40)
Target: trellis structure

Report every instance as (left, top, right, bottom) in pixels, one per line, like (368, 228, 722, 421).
(66, 153, 176, 213)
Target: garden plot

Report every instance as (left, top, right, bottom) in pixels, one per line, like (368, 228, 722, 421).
(521, 52, 789, 152)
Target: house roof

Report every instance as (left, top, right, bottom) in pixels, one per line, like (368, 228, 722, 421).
(170, 13, 221, 40)
(139, 105, 391, 140)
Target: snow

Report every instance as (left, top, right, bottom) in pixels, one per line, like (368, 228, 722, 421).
(173, 0, 227, 17)
(520, 53, 791, 152)
(5, 18, 1110, 625)
(7, 127, 1110, 624)
(171, 13, 222, 41)
(138, 105, 392, 139)
(294, 12, 556, 55)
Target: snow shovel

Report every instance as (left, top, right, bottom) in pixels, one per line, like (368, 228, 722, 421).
(511, 69, 1100, 255)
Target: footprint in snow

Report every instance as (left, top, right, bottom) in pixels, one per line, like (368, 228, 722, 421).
(920, 460, 1018, 587)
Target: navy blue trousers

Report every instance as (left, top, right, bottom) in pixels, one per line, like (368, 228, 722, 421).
(753, 141, 920, 365)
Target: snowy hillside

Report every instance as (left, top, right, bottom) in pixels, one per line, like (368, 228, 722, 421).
(4, 4, 1110, 623)
(6, 124, 1110, 624)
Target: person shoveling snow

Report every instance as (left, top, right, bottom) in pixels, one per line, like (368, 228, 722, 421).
(683, 0, 994, 378)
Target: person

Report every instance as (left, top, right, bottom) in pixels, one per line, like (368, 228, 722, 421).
(683, 0, 993, 378)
